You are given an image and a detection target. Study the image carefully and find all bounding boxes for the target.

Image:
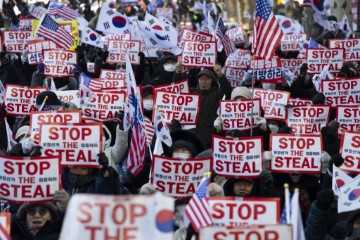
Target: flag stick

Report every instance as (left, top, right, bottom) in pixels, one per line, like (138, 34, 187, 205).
(250, 68, 255, 136)
(284, 183, 290, 224)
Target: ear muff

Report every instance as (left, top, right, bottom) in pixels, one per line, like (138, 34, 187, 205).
(102, 125, 112, 151)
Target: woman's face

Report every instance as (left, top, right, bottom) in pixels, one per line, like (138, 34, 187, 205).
(233, 180, 254, 196)
(172, 148, 192, 160)
(26, 206, 52, 231)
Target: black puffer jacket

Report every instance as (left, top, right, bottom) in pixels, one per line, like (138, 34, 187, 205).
(11, 219, 62, 240)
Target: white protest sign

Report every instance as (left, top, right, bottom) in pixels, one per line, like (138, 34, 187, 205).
(337, 106, 360, 134)
(40, 123, 102, 167)
(4, 85, 47, 116)
(87, 62, 95, 73)
(251, 57, 283, 83)
(59, 193, 175, 240)
(3, 31, 33, 53)
(253, 88, 289, 120)
(0, 155, 61, 203)
(182, 41, 217, 68)
(225, 26, 246, 45)
(0, 213, 10, 240)
(219, 99, 261, 131)
(281, 58, 307, 79)
(329, 38, 360, 62)
(107, 40, 141, 64)
(43, 50, 78, 77)
(55, 90, 80, 108)
(213, 136, 263, 178)
(29, 5, 47, 19)
(153, 91, 200, 125)
(209, 197, 280, 226)
(153, 79, 189, 94)
(102, 33, 131, 50)
(19, 18, 35, 30)
(151, 155, 212, 198)
(270, 134, 323, 173)
(306, 49, 344, 74)
(179, 28, 213, 49)
(321, 79, 360, 107)
(100, 69, 126, 80)
(340, 131, 360, 174)
(97, 78, 126, 89)
(288, 98, 312, 107)
(225, 68, 247, 87)
(27, 40, 58, 64)
(280, 34, 307, 52)
(156, 8, 173, 20)
(225, 49, 250, 69)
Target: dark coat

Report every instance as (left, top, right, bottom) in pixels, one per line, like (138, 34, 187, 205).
(11, 219, 62, 240)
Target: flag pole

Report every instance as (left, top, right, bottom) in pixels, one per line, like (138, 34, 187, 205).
(250, 64, 255, 137)
(284, 183, 290, 224)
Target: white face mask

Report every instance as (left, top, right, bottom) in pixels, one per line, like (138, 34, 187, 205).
(143, 99, 153, 111)
(172, 152, 191, 160)
(268, 123, 279, 133)
(163, 63, 176, 72)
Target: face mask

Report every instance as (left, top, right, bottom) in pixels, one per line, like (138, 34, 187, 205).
(268, 123, 279, 133)
(163, 63, 176, 72)
(173, 152, 191, 160)
(143, 99, 153, 111)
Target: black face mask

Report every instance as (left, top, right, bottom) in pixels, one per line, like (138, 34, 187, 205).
(67, 173, 93, 188)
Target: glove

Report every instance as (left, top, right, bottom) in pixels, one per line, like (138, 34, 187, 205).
(328, 120, 340, 132)
(36, 63, 45, 74)
(30, 146, 42, 157)
(316, 189, 334, 211)
(321, 151, 331, 173)
(53, 189, 70, 212)
(263, 151, 272, 171)
(98, 152, 109, 166)
(328, 153, 344, 173)
(255, 117, 267, 131)
(175, 61, 183, 74)
(259, 170, 273, 188)
(73, 64, 82, 75)
(21, 49, 29, 63)
(9, 143, 23, 156)
(22, 138, 36, 154)
(300, 63, 308, 76)
(214, 117, 223, 131)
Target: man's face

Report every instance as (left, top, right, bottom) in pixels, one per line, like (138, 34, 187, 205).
(198, 75, 213, 90)
(26, 206, 52, 231)
(233, 180, 253, 196)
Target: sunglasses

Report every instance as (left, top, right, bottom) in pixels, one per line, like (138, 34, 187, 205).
(26, 207, 49, 217)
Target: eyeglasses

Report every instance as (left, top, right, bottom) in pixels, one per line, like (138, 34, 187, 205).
(26, 207, 49, 217)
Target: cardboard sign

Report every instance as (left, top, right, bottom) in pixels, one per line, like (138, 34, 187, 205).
(337, 106, 360, 134)
(321, 79, 360, 107)
(208, 197, 280, 226)
(281, 58, 307, 79)
(213, 136, 263, 178)
(225, 68, 247, 87)
(87, 62, 95, 73)
(27, 40, 58, 64)
(40, 123, 102, 167)
(55, 90, 80, 108)
(153, 79, 189, 94)
(270, 134, 323, 173)
(280, 34, 307, 52)
(42, 50, 78, 77)
(4, 85, 47, 116)
(0, 155, 61, 203)
(182, 41, 217, 68)
(219, 99, 261, 131)
(288, 98, 312, 107)
(180, 28, 213, 49)
(306, 49, 344, 74)
(253, 88, 290, 121)
(251, 57, 283, 83)
(225, 27, 245, 45)
(153, 91, 200, 125)
(0, 213, 11, 240)
(199, 225, 293, 240)
(151, 155, 212, 198)
(329, 38, 360, 62)
(3, 31, 33, 53)
(225, 49, 250, 69)
(81, 89, 126, 121)
(286, 105, 330, 133)
(340, 131, 360, 174)
(59, 193, 175, 240)
(107, 40, 141, 64)
(100, 69, 126, 80)
(156, 8, 173, 20)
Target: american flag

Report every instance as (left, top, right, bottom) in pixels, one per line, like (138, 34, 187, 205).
(48, 2, 78, 21)
(80, 74, 103, 91)
(185, 175, 212, 233)
(144, 116, 155, 145)
(36, 15, 74, 50)
(253, 0, 283, 60)
(215, 18, 235, 56)
(9, 23, 19, 30)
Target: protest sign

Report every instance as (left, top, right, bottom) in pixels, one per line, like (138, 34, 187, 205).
(280, 34, 307, 52)
(102, 33, 131, 49)
(107, 40, 141, 64)
(153, 79, 189, 94)
(59, 193, 174, 240)
(19, 18, 35, 30)
(97, 78, 126, 89)
(179, 28, 213, 49)
(219, 99, 261, 131)
(288, 98, 312, 107)
(4, 85, 47, 116)
(225, 68, 247, 87)
(0, 213, 10, 240)
(251, 57, 283, 83)
(281, 58, 307, 79)
(224, 49, 250, 69)
(329, 38, 360, 62)
(100, 69, 126, 80)
(153, 91, 200, 125)
(225, 26, 245, 45)
(42, 50, 78, 77)
(208, 197, 280, 226)
(199, 225, 292, 240)
(87, 62, 95, 73)
(337, 106, 360, 134)
(55, 90, 80, 108)
(270, 134, 323, 173)
(253, 88, 289, 120)
(29, 5, 47, 19)
(286, 105, 330, 133)
(306, 49, 344, 74)
(3, 31, 33, 53)
(151, 155, 212, 198)
(156, 8, 173, 20)
(321, 79, 360, 107)
(0, 155, 61, 203)
(182, 41, 217, 68)
(27, 40, 58, 64)
(340, 131, 360, 174)
(213, 135, 263, 178)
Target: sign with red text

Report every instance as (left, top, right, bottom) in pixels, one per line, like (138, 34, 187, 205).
(4, 85, 47, 116)
(98, 79, 126, 89)
(55, 90, 80, 108)
(102, 33, 131, 50)
(286, 105, 330, 133)
(42, 50, 77, 77)
(153, 91, 200, 125)
(208, 197, 280, 226)
(153, 80, 189, 94)
(213, 136, 263, 178)
(156, 8, 173, 20)
(100, 69, 126, 80)
(225, 49, 250, 69)
(281, 58, 306, 79)
(219, 99, 261, 131)
(329, 39, 360, 62)
(253, 88, 289, 120)
(288, 98, 312, 107)
(151, 155, 212, 198)
(0, 213, 11, 240)
(3, 31, 33, 53)
(107, 40, 141, 64)
(280, 34, 307, 52)
(306, 49, 344, 74)
(199, 225, 292, 240)
(340, 131, 360, 174)
(87, 62, 95, 73)
(225, 68, 247, 87)
(182, 41, 217, 68)
(180, 29, 213, 49)
(225, 27, 245, 45)
(19, 18, 35, 30)
(27, 40, 58, 64)
(0, 155, 61, 203)
(251, 57, 283, 83)
(40, 123, 102, 167)
(321, 79, 360, 107)
(337, 106, 360, 134)
(270, 134, 323, 173)
(59, 193, 175, 240)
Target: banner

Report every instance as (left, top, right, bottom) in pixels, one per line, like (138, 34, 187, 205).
(225, 68, 247, 87)
(337, 106, 360, 134)
(0, 155, 61, 203)
(107, 40, 141, 64)
(59, 193, 175, 240)
(182, 41, 217, 68)
(100, 69, 126, 80)
(224, 49, 250, 69)
(4, 85, 47, 116)
(153, 79, 189, 94)
(225, 26, 245, 45)
(153, 91, 200, 125)
(42, 50, 78, 77)
(213, 135, 263, 178)
(151, 155, 212, 198)
(321, 79, 360, 107)
(270, 134, 323, 173)
(253, 88, 290, 120)
(281, 58, 307, 79)
(280, 34, 307, 52)
(40, 123, 102, 167)
(0, 213, 10, 240)
(179, 28, 213, 49)
(27, 40, 58, 64)
(251, 57, 283, 83)
(306, 49, 344, 74)
(328, 39, 360, 62)
(288, 98, 312, 107)
(2, 31, 33, 53)
(340, 131, 360, 174)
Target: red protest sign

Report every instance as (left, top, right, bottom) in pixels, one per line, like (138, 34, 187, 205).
(281, 58, 306, 79)
(100, 69, 126, 80)
(153, 91, 200, 125)
(107, 40, 141, 65)
(39, 123, 102, 168)
(27, 40, 58, 64)
(153, 79, 189, 94)
(212, 135, 263, 178)
(0, 213, 11, 240)
(306, 48, 344, 74)
(151, 155, 212, 198)
(251, 57, 283, 83)
(219, 99, 261, 131)
(3, 30, 33, 53)
(286, 105, 330, 133)
(225, 27, 246, 45)
(270, 134, 323, 173)
(182, 41, 217, 68)
(340, 131, 360, 174)
(55, 90, 80, 108)
(329, 38, 360, 62)
(180, 28, 213, 49)
(321, 79, 360, 107)
(225, 67, 247, 87)
(225, 49, 250, 69)
(253, 88, 290, 120)
(4, 85, 47, 116)
(42, 50, 78, 77)
(208, 197, 280, 226)
(336, 106, 360, 134)
(288, 98, 312, 107)
(280, 34, 307, 52)
(0, 155, 61, 203)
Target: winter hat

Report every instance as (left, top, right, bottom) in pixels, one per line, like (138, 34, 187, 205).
(17, 202, 58, 219)
(35, 91, 63, 110)
(168, 140, 197, 158)
(142, 85, 154, 98)
(231, 87, 252, 100)
(139, 183, 156, 195)
(15, 125, 29, 140)
(197, 69, 216, 81)
(312, 92, 325, 104)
